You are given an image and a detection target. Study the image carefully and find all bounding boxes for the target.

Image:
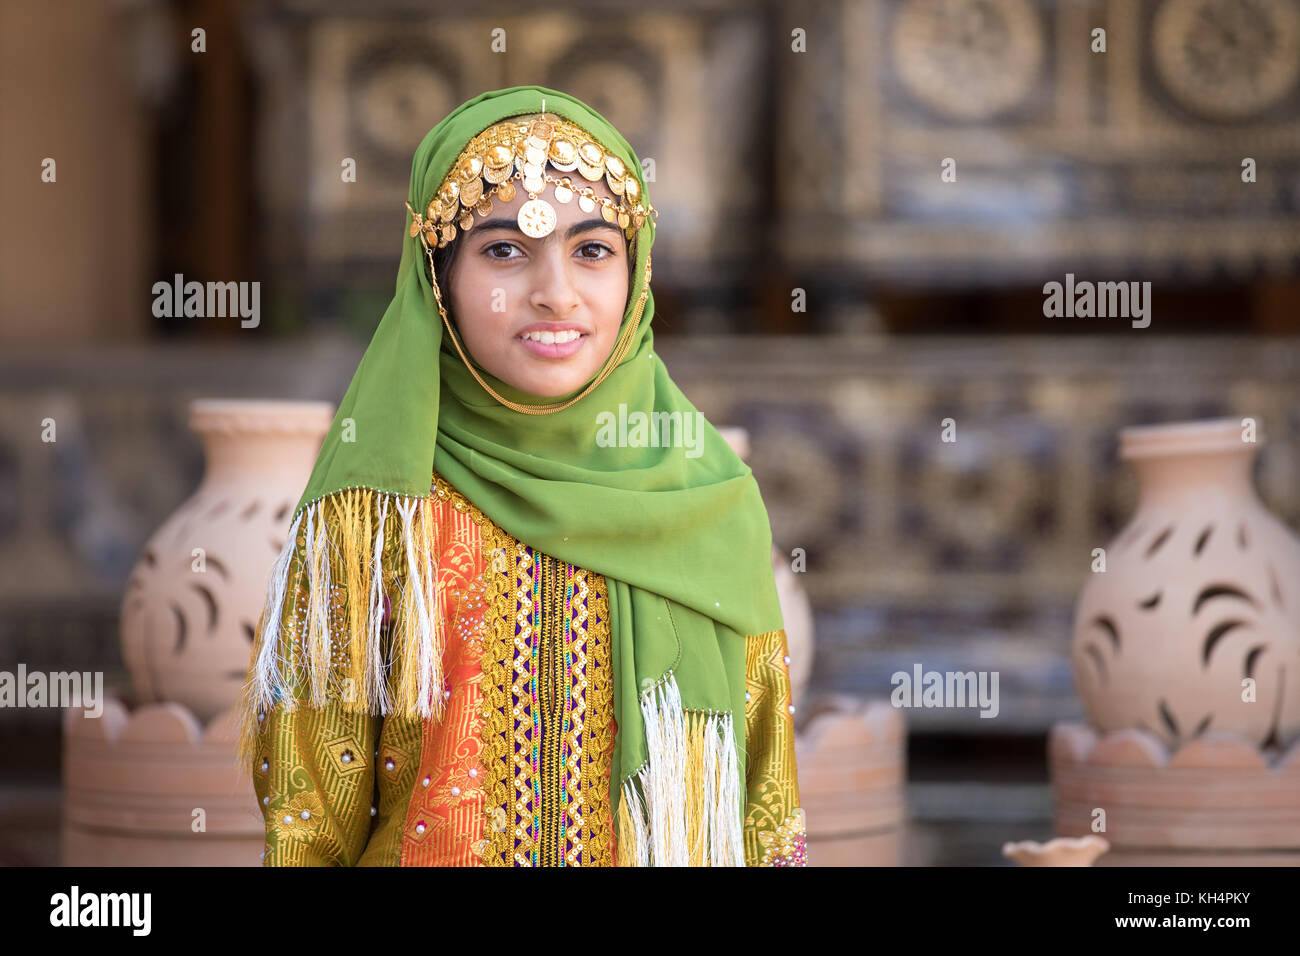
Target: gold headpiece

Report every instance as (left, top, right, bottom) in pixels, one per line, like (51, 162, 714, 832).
(403, 103, 657, 250)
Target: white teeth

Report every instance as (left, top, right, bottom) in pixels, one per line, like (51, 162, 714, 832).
(520, 329, 582, 344)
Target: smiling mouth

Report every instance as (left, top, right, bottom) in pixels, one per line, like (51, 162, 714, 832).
(518, 329, 585, 344)
(516, 328, 588, 359)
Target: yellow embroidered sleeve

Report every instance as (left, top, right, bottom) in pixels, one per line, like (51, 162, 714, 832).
(251, 700, 381, 867)
(241, 484, 409, 866)
(742, 628, 807, 867)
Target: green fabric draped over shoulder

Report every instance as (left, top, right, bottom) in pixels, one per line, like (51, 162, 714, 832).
(290, 84, 784, 843)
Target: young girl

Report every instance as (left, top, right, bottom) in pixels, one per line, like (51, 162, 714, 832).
(238, 85, 805, 867)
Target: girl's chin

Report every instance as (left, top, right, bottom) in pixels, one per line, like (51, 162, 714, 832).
(491, 358, 594, 398)
(509, 373, 591, 399)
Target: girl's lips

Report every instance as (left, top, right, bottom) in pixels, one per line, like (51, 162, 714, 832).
(517, 333, 587, 359)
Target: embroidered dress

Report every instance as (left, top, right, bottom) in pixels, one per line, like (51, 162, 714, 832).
(249, 470, 805, 866)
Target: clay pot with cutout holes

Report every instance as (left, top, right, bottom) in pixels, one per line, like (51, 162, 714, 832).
(1070, 418, 1300, 751)
(119, 400, 333, 722)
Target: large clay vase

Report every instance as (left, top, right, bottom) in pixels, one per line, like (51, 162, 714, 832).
(1070, 418, 1300, 751)
(119, 399, 333, 722)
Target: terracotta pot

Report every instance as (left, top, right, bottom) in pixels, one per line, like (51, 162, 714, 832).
(1071, 418, 1300, 750)
(120, 399, 333, 721)
(794, 696, 906, 866)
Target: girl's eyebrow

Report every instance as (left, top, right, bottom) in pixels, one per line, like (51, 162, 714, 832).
(474, 217, 623, 243)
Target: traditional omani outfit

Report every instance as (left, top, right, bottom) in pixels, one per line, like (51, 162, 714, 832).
(238, 85, 805, 866)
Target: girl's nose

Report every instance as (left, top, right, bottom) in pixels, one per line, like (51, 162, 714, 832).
(528, 251, 581, 316)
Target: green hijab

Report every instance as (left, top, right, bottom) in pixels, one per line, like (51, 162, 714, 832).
(290, 85, 784, 843)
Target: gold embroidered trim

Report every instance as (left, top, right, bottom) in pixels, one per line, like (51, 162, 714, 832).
(509, 545, 538, 864)
(429, 471, 518, 867)
(537, 554, 564, 865)
(584, 570, 615, 866)
(742, 628, 805, 866)
(563, 568, 590, 864)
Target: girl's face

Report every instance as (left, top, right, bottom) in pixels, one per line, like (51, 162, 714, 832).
(444, 174, 632, 399)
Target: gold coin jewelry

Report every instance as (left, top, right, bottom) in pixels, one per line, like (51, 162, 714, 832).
(517, 196, 558, 238)
(459, 176, 483, 207)
(402, 107, 657, 250)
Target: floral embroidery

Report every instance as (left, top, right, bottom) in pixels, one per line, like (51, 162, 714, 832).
(277, 791, 325, 841)
(758, 809, 807, 867)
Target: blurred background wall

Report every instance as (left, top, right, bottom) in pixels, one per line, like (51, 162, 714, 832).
(2, 0, 1298, 864)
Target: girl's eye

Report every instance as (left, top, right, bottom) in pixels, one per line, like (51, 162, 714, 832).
(484, 242, 520, 260)
(577, 242, 613, 260)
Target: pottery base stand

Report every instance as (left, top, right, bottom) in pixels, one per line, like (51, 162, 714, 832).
(796, 696, 906, 865)
(1050, 722, 1300, 866)
(62, 693, 906, 867)
(61, 697, 261, 866)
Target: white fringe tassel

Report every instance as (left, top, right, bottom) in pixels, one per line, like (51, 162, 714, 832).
(249, 507, 306, 716)
(244, 490, 445, 724)
(394, 495, 440, 719)
(366, 494, 392, 714)
(618, 673, 745, 866)
(304, 500, 333, 707)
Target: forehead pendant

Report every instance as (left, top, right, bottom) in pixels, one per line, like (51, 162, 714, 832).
(514, 96, 559, 239)
(518, 197, 557, 238)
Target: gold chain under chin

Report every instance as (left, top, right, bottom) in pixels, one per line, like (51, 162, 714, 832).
(423, 240, 651, 416)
